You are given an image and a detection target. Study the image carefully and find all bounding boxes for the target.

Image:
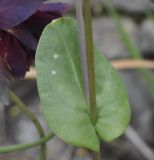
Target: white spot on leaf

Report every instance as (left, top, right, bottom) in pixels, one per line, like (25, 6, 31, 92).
(53, 54, 59, 59)
(51, 70, 56, 75)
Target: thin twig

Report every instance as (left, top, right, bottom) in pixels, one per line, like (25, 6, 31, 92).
(112, 59, 154, 69)
(9, 91, 47, 160)
(25, 60, 154, 80)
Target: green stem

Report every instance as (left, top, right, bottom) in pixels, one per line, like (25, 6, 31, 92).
(82, 1, 100, 160)
(0, 132, 54, 153)
(93, 151, 100, 160)
(83, 0, 97, 125)
(9, 91, 46, 160)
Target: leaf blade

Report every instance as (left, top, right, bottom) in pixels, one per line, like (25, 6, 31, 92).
(36, 18, 99, 151)
(94, 47, 131, 141)
(36, 17, 131, 150)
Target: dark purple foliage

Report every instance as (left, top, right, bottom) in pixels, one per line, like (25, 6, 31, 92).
(0, 0, 43, 29)
(0, 30, 30, 77)
(0, 0, 69, 78)
(39, 2, 69, 14)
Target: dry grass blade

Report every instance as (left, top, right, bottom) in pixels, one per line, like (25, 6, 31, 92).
(25, 60, 154, 80)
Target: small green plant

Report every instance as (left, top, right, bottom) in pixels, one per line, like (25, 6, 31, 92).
(0, 0, 131, 159)
(35, 0, 131, 159)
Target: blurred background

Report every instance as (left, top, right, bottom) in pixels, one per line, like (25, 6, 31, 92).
(0, 0, 154, 159)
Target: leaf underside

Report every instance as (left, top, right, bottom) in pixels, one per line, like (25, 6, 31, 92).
(35, 17, 131, 151)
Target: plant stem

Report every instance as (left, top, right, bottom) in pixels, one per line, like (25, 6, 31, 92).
(9, 91, 47, 160)
(83, 0, 97, 128)
(82, 1, 100, 160)
(75, 0, 90, 101)
(0, 132, 54, 153)
(93, 151, 100, 160)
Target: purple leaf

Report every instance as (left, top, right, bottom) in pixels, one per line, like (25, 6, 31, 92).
(24, 11, 60, 39)
(0, 0, 43, 29)
(7, 38, 30, 77)
(7, 24, 38, 51)
(0, 31, 9, 57)
(0, 31, 30, 77)
(39, 2, 69, 14)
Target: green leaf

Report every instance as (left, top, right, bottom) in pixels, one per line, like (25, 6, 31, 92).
(35, 17, 131, 151)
